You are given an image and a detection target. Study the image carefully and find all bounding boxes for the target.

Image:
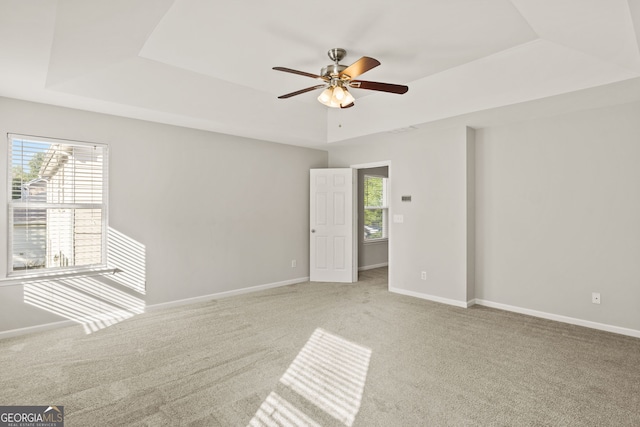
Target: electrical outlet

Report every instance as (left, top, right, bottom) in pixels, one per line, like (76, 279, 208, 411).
(592, 292, 601, 304)
(421, 271, 426, 280)
(291, 260, 297, 268)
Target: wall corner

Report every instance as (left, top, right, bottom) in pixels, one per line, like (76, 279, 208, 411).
(466, 126, 476, 302)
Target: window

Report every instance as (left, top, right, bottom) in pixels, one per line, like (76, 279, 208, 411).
(363, 175, 388, 241)
(8, 134, 108, 275)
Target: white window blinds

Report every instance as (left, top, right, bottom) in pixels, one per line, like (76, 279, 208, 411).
(8, 134, 108, 275)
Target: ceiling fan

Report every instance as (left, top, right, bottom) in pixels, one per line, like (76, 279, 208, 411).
(273, 48, 408, 109)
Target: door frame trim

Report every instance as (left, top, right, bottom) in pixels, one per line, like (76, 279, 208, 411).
(350, 161, 391, 287)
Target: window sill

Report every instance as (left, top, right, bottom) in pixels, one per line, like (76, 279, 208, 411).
(0, 267, 119, 287)
(363, 238, 388, 245)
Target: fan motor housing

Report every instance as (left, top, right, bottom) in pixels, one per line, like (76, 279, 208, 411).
(321, 64, 347, 78)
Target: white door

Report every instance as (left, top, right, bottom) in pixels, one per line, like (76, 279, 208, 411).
(310, 168, 357, 283)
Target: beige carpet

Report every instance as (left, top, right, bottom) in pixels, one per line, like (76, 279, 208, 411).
(1, 267, 639, 426)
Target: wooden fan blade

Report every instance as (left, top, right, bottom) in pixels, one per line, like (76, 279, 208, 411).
(277, 84, 327, 99)
(339, 57, 380, 79)
(273, 67, 327, 81)
(340, 102, 355, 109)
(349, 80, 409, 94)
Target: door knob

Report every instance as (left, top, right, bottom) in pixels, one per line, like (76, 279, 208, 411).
(311, 229, 316, 233)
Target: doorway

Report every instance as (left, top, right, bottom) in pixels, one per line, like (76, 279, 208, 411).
(351, 161, 390, 282)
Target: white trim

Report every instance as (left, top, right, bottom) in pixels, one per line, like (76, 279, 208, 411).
(0, 319, 77, 340)
(363, 238, 388, 245)
(389, 286, 469, 308)
(0, 267, 117, 286)
(146, 276, 310, 312)
(473, 299, 640, 339)
(350, 160, 392, 287)
(358, 262, 388, 272)
(0, 276, 310, 339)
(350, 160, 391, 169)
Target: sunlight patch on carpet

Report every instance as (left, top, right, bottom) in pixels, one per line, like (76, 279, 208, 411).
(249, 328, 372, 426)
(248, 391, 321, 427)
(24, 276, 145, 334)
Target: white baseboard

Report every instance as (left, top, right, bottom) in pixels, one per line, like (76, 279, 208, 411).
(389, 286, 469, 308)
(472, 299, 640, 339)
(358, 262, 388, 272)
(146, 276, 310, 312)
(0, 319, 78, 340)
(0, 276, 310, 340)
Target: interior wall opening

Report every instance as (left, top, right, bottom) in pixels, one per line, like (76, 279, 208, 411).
(352, 162, 390, 283)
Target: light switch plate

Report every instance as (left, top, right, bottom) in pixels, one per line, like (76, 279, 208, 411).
(393, 214, 404, 223)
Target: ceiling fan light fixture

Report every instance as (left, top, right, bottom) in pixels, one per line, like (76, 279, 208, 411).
(317, 87, 334, 106)
(317, 84, 355, 108)
(275, 48, 409, 109)
(342, 89, 355, 106)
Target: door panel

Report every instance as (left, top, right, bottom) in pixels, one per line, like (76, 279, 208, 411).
(316, 193, 327, 225)
(316, 237, 327, 269)
(310, 168, 357, 282)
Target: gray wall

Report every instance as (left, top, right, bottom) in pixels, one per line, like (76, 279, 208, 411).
(329, 102, 640, 333)
(358, 166, 389, 270)
(330, 126, 474, 306)
(3, 95, 639, 336)
(475, 101, 640, 332)
(0, 97, 328, 333)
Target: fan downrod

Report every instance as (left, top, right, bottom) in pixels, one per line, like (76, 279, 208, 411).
(322, 48, 348, 78)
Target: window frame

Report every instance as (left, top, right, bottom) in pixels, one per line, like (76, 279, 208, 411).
(363, 174, 388, 243)
(6, 134, 109, 278)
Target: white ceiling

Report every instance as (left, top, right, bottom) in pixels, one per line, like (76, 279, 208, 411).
(2, 0, 640, 148)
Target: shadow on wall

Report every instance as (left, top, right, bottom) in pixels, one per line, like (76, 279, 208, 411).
(249, 328, 372, 426)
(22, 227, 146, 334)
